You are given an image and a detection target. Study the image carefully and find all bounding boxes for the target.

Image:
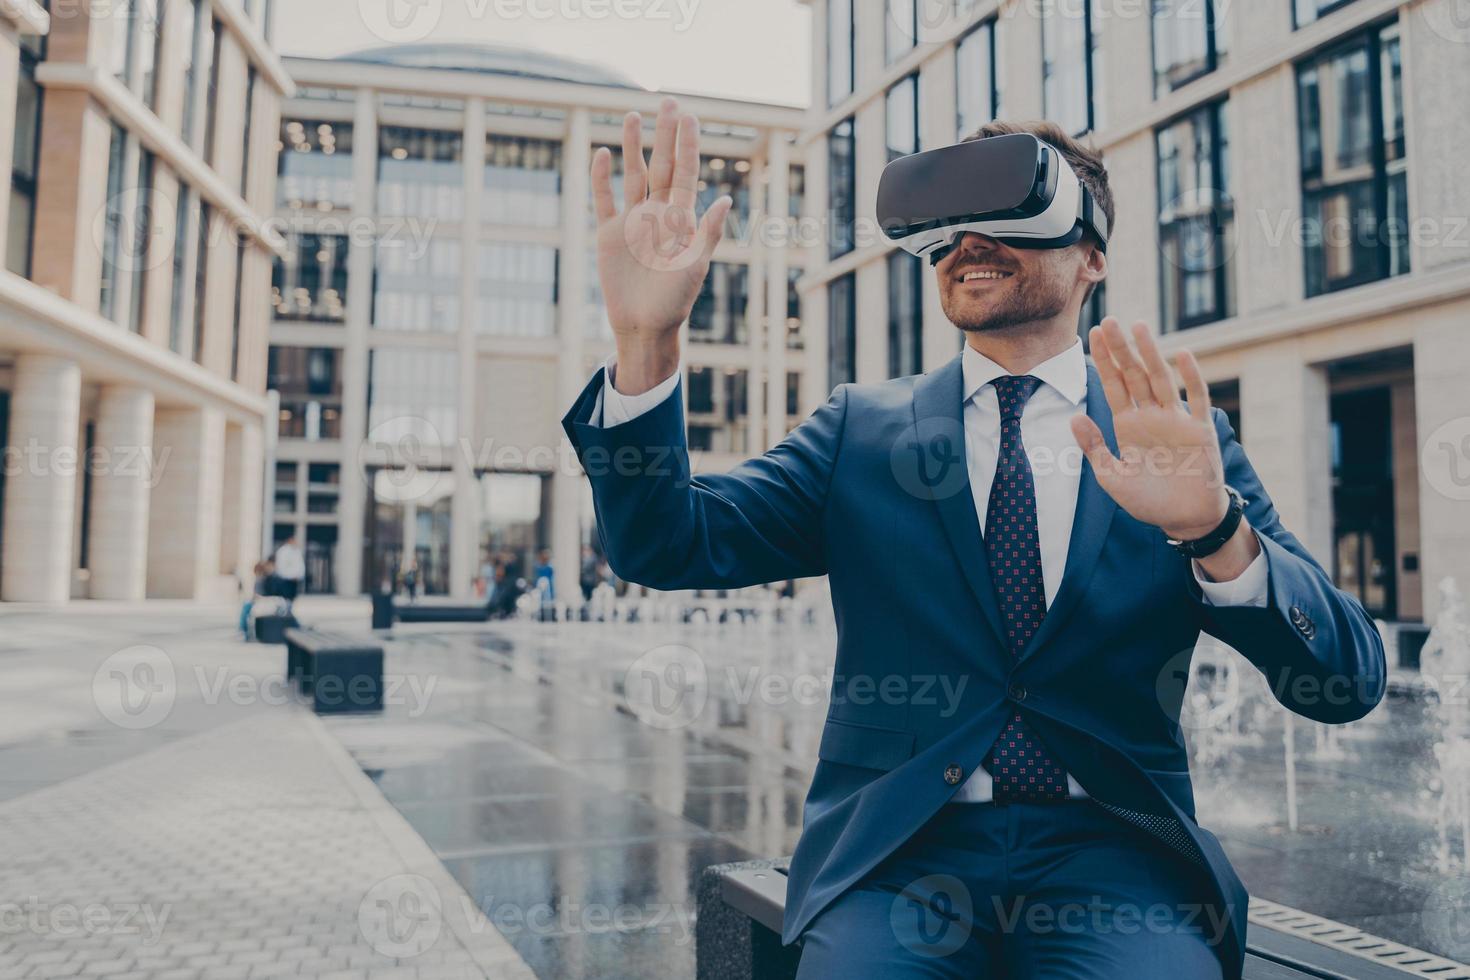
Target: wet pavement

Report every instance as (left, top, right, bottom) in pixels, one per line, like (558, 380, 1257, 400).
(324, 618, 1470, 977)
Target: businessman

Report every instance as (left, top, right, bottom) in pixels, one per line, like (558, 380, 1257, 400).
(562, 98, 1386, 978)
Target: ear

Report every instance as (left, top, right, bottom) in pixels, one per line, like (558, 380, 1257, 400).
(1080, 241, 1107, 289)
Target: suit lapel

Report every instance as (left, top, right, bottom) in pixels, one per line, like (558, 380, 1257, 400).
(911, 356, 1009, 652)
(1018, 361, 1119, 663)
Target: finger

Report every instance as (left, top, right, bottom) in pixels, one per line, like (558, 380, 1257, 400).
(1089, 323, 1133, 414)
(621, 111, 648, 210)
(1070, 414, 1121, 483)
(1131, 321, 1180, 407)
(646, 97, 679, 200)
(1176, 349, 1213, 425)
(591, 147, 617, 224)
(1103, 318, 1157, 407)
(698, 195, 732, 260)
(669, 113, 702, 212)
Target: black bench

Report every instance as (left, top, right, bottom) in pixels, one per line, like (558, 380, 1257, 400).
(284, 628, 384, 714)
(254, 611, 299, 644)
(371, 592, 491, 629)
(696, 860, 1437, 979)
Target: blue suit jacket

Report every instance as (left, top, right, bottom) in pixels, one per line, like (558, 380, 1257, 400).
(561, 355, 1386, 979)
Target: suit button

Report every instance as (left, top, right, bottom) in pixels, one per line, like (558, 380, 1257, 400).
(1008, 684, 1027, 702)
(943, 764, 964, 785)
(1290, 605, 1315, 638)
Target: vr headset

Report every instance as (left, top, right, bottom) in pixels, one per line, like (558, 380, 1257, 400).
(877, 133, 1109, 265)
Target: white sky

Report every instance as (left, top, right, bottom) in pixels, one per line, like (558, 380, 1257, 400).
(274, 0, 813, 107)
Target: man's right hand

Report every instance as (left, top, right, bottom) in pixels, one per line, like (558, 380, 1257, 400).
(591, 97, 732, 396)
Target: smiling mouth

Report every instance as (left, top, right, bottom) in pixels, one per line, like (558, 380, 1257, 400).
(958, 269, 1013, 282)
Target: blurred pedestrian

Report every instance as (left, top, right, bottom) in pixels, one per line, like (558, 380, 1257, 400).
(239, 559, 273, 640)
(273, 536, 305, 613)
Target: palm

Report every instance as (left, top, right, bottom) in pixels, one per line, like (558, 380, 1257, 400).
(1071, 319, 1229, 541)
(591, 100, 731, 342)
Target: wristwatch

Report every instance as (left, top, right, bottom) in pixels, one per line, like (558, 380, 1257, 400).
(1166, 485, 1246, 559)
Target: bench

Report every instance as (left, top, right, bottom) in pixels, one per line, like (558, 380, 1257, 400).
(284, 628, 384, 714)
(371, 592, 491, 629)
(695, 860, 1448, 980)
(254, 611, 299, 644)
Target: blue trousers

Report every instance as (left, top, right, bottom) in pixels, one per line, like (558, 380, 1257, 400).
(796, 800, 1227, 979)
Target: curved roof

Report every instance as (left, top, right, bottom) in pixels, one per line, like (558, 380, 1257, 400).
(339, 42, 637, 88)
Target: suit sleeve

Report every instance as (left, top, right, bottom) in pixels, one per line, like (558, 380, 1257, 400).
(1190, 408, 1387, 724)
(560, 368, 849, 592)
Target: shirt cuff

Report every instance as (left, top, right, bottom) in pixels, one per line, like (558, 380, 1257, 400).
(1192, 534, 1269, 608)
(592, 356, 682, 428)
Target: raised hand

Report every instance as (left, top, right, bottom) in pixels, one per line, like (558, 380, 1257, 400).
(1070, 318, 1230, 542)
(591, 97, 732, 395)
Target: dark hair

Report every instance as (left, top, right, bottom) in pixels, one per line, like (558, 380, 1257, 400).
(961, 119, 1115, 244)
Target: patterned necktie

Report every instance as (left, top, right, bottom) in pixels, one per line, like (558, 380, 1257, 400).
(982, 375, 1070, 803)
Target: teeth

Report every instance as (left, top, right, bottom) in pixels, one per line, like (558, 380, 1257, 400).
(962, 271, 1009, 281)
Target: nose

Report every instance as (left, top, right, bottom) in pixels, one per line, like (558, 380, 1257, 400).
(955, 231, 1001, 255)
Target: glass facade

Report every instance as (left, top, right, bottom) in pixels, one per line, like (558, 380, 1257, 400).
(378, 127, 464, 220)
(886, 75, 920, 162)
(956, 20, 1000, 139)
(127, 150, 156, 336)
(1157, 102, 1234, 331)
(485, 136, 560, 227)
(273, 233, 349, 323)
(98, 123, 128, 324)
(474, 243, 557, 337)
(1295, 0, 1359, 28)
(1297, 22, 1408, 297)
(269, 346, 344, 441)
(885, 0, 916, 65)
(191, 202, 212, 363)
(1042, 0, 1103, 136)
(887, 251, 923, 378)
(478, 472, 550, 594)
(828, 0, 854, 107)
(372, 237, 461, 333)
(1152, 0, 1228, 96)
(689, 262, 748, 345)
(828, 273, 856, 389)
(828, 118, 855, 259)
(278, 119, 354, 212)
(366, 348, 458, 445)
(686, 367, 748, 454)
(363, 470, 454, 596)
(699, 156, 751, 236)
(7, 24, 43, 278)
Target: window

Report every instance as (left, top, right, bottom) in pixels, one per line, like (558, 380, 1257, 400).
(789, 164, 806, 219)
(99, 123, 129, 324)
(203, 19, 223, 164)
(1042, 0, 1103, 136)
(181, 1, 211, 148)
(1157, 102, 1234, 331)
(956, 20, 1001, 139)
(475, 244, 557, 337)
(110, 0, 138, 86)
(828, 0, 854, 107)
(127, 151, 156, 335)
(378, 127, 464, 220)
(886, 0, 917, 64)
(279, 119, 354, 212)
(485, 136, 561, 228)
(1294, 0, 1359, 28)
(787, 268, 805, 350)
(886, 75, 920, 162)
(192, 203, 213, 363)
(1152, 0, 1227, 96)
(169, 187, 194, 354)
(1296, 22, 1408, 298)
(478, 473, 550, 595)
(828, 118, 856, 259)
(241, 69, 257, 197)
(269, 347, 343, 441)
(828, 273, 856, 389)
(686, 368, 748, 454)
(366, 348, 458, 445)
(7, 24, 44, 277)
(273, 233, 349, 323)
(700, 155, 752, 236)
(113, 0, 165, 110)
(888, 251, 923, 377)
(689, 262, 749, 344)
(373, 237, 461, 333)
(231, 237, 246, 379)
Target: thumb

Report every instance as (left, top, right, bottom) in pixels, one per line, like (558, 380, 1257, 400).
(1070, 414, 1121, 482)
(698, 195, 732, 260)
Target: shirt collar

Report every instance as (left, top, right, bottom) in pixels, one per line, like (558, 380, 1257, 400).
(961, 339, 1088, 408)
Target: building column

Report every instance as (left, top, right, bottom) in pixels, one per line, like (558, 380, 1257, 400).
(87, 387, 154, 600)
(335, 89, 378, 595)
(1414, 319, 1470, 624)
(765, 132, 791, 447)
(745, 156, 767, 452)
(450, 98, 486, 599)
(1, 354, 81, 602)
(1238, 350, 1333, 564)
(0, 24, 21, 272)
(551, 107, 591, 593)
(146, 406, 225, 599)
(220, 421, 264, 588)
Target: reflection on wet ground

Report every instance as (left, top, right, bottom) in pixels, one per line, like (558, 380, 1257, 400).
(324, 621, 1470, 978)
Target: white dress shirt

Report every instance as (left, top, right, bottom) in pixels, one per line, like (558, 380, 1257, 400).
(592, 347, 1268, 801)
